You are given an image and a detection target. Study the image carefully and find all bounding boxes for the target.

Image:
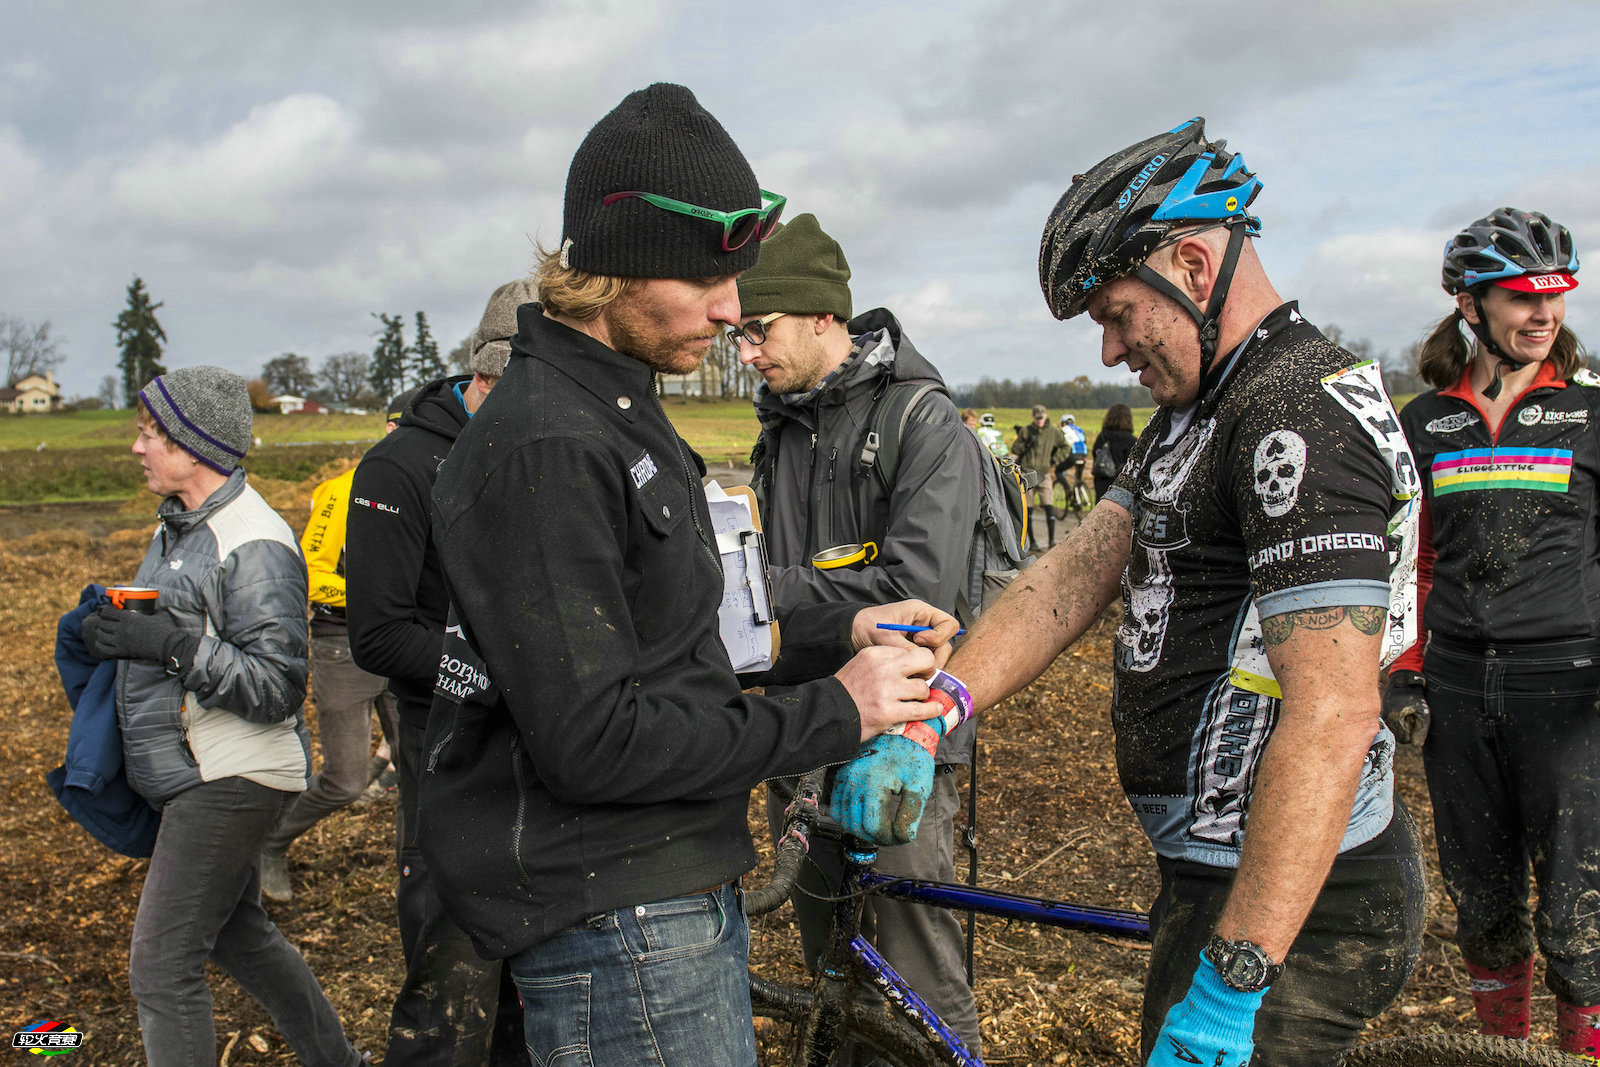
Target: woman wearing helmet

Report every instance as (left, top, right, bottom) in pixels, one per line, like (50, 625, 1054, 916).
(1389, 207, 1599, 1060)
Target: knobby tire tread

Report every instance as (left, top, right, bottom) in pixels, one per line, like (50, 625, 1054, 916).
(751, 974, 952, 1067)
(1340, 1033, 1578, 1066)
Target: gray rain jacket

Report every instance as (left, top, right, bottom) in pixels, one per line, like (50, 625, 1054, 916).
(752, 307, 982, 762)
(116, 469, 311, 807)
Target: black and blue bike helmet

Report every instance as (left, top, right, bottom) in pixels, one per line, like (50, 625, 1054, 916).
(1039, 118, 1262, 369)
(1441, 208, 1580, 397)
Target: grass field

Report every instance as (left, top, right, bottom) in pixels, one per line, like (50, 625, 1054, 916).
(0, 400, 1160, 505)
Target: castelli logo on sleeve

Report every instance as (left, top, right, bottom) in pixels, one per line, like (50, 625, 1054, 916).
(1117, 154, 1167, 209)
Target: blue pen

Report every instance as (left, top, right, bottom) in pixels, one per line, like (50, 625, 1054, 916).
(876, 623, 966, 637)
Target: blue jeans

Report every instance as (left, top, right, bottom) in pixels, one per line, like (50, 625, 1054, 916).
(506, 883, 755, 1066)
(129, 776, 359, 1067)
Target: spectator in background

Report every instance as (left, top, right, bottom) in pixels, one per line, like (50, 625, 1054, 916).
(347, 280, 529, 1064)
(1011, 403, 1068, 546)
(1091, 402, 1137, 501)
(257, 454, 395, 903)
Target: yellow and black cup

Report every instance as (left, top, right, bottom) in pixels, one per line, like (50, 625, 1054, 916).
(811, 542, 878, 573)
(107, 585, 159, 615)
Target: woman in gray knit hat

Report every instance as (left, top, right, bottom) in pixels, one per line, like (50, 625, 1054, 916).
(80, 366, 364, 1065)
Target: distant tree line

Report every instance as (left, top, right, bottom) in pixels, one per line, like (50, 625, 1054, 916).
(953, 375, 1152, 410)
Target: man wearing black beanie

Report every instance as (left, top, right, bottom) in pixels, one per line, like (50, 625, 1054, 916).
(420, 83, 962, 1062)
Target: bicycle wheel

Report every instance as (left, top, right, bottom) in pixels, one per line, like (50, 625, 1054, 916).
(1340, 1033, 1577, 1066)
(751, 974, 956, 1067)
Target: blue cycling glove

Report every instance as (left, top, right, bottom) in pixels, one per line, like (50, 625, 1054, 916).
(830, 733, 935, 846)
(1147, 950, 1265, 1067)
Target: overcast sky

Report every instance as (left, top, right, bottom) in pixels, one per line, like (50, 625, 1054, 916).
(6, 0, 1599, 401)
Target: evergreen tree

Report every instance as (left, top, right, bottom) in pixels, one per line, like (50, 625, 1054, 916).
(114, 276, 167, 404)
(409, 310, 445, 383)
(368, 312, 407, 399)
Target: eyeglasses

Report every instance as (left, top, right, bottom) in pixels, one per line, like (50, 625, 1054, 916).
(600, 188, 786, 252)
(726, 312, 786, 347)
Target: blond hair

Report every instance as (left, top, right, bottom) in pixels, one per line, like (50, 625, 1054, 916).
(535, 242, 633, 321)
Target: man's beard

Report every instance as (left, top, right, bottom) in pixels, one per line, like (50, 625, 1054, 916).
(603, 299, 716, 376)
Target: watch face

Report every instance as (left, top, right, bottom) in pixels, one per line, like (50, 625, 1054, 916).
(1223, 951, 1268, 990)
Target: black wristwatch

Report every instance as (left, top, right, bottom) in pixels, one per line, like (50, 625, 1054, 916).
(1204, 935, 1283, 993)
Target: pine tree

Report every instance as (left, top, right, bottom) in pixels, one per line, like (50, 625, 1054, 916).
(368, 312, 407, 399)
(409, 310, 445, 383)
(114, 277, 168, 404)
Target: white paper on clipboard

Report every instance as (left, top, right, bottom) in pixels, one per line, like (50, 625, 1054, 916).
(704, 480, 778, 672)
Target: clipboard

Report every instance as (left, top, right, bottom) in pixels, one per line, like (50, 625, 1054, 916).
(705, 481, 780, 671)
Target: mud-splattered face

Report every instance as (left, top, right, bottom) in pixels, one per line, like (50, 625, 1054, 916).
(1087, 275, 1203, 407)
(1459, 286, 1566, 366)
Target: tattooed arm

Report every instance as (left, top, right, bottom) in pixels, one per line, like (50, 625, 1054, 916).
(1214, 603, 1386, 961)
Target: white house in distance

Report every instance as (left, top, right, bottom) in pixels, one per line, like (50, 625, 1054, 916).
(271, 394, 332, 415)
(1, 371, 64, 413)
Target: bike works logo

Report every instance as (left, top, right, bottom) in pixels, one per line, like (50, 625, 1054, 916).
(11, 1022, 83, 1054)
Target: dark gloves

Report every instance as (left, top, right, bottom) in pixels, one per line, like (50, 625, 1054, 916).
(82, 606, 202, 676)
(1382, 669, 1430, 746)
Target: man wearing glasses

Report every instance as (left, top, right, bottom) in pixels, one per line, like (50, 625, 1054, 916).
(735, 213, 984, 1060)
(417, 83, 959, 1063)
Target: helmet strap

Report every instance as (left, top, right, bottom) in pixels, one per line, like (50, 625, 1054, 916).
(1466, 292, 1527, 402)
(1135, 220, 1250, 383)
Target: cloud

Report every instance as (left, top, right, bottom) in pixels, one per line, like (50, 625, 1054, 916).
(111, 94, 360, 232)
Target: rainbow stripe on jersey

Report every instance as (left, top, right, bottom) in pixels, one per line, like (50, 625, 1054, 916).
(1432, 447, 1573, 496)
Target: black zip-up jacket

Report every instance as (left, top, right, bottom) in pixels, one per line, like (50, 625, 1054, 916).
(1395, 362, 1600, 669)
(347, 376, 470, 721)
(420, 309, 862, 959)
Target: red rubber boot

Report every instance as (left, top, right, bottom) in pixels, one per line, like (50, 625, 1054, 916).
(1557, 1000, 1600, 1063)
(1465, 957, 1534, 1039)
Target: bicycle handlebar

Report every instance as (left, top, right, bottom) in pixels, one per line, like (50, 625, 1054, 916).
(744, 768, 826, 916)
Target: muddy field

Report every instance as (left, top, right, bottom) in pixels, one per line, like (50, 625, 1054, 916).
(0, 472, 1566, 1063)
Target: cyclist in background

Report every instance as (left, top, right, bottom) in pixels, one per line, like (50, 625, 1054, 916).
(1387, 208, 1599, 1063)
(1058, 412, 1089, 508)
(976, 411, 1008, 458)
(836, 118, 1424, 1067)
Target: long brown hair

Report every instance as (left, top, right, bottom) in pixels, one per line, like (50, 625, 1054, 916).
(1102, 403, 1134, 432)
(1417, 309, 1587, 389)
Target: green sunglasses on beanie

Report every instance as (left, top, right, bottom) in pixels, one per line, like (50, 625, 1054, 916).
(562, 82, 765, 279)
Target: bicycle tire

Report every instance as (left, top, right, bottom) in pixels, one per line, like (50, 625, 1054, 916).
(752, 975, 955, 1067)
(1340, 1033, 1576, 1066)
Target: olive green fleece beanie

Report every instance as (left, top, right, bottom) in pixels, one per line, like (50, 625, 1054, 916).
(736, 213, 852, 320)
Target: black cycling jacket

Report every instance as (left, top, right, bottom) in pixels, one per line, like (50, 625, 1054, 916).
(1394, 361, 1600, 671)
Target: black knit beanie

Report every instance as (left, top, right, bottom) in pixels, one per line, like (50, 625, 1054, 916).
(562, 83, 762, 279)
(736, 214, 853, 320)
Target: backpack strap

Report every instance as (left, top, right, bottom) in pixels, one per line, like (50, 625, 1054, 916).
(857, 378, 949, 492)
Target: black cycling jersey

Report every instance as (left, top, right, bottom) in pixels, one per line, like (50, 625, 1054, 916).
(1394, 362, 1600, 668)
(1103, 302, 1416, 868)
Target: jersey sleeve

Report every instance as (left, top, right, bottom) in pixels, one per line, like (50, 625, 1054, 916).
(1229, 361, 1398, 619)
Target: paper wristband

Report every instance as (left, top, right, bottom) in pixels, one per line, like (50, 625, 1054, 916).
(887, 670, 975, 756)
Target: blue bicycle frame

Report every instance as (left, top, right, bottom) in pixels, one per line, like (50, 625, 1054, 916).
(795, 844, 1151, 1067)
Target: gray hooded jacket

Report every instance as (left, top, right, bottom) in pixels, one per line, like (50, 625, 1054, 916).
(116, 470, 311, 806)
(752, 308, 981, 762)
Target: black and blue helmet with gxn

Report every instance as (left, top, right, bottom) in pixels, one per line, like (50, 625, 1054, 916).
(1039, 118, 1262, 326)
